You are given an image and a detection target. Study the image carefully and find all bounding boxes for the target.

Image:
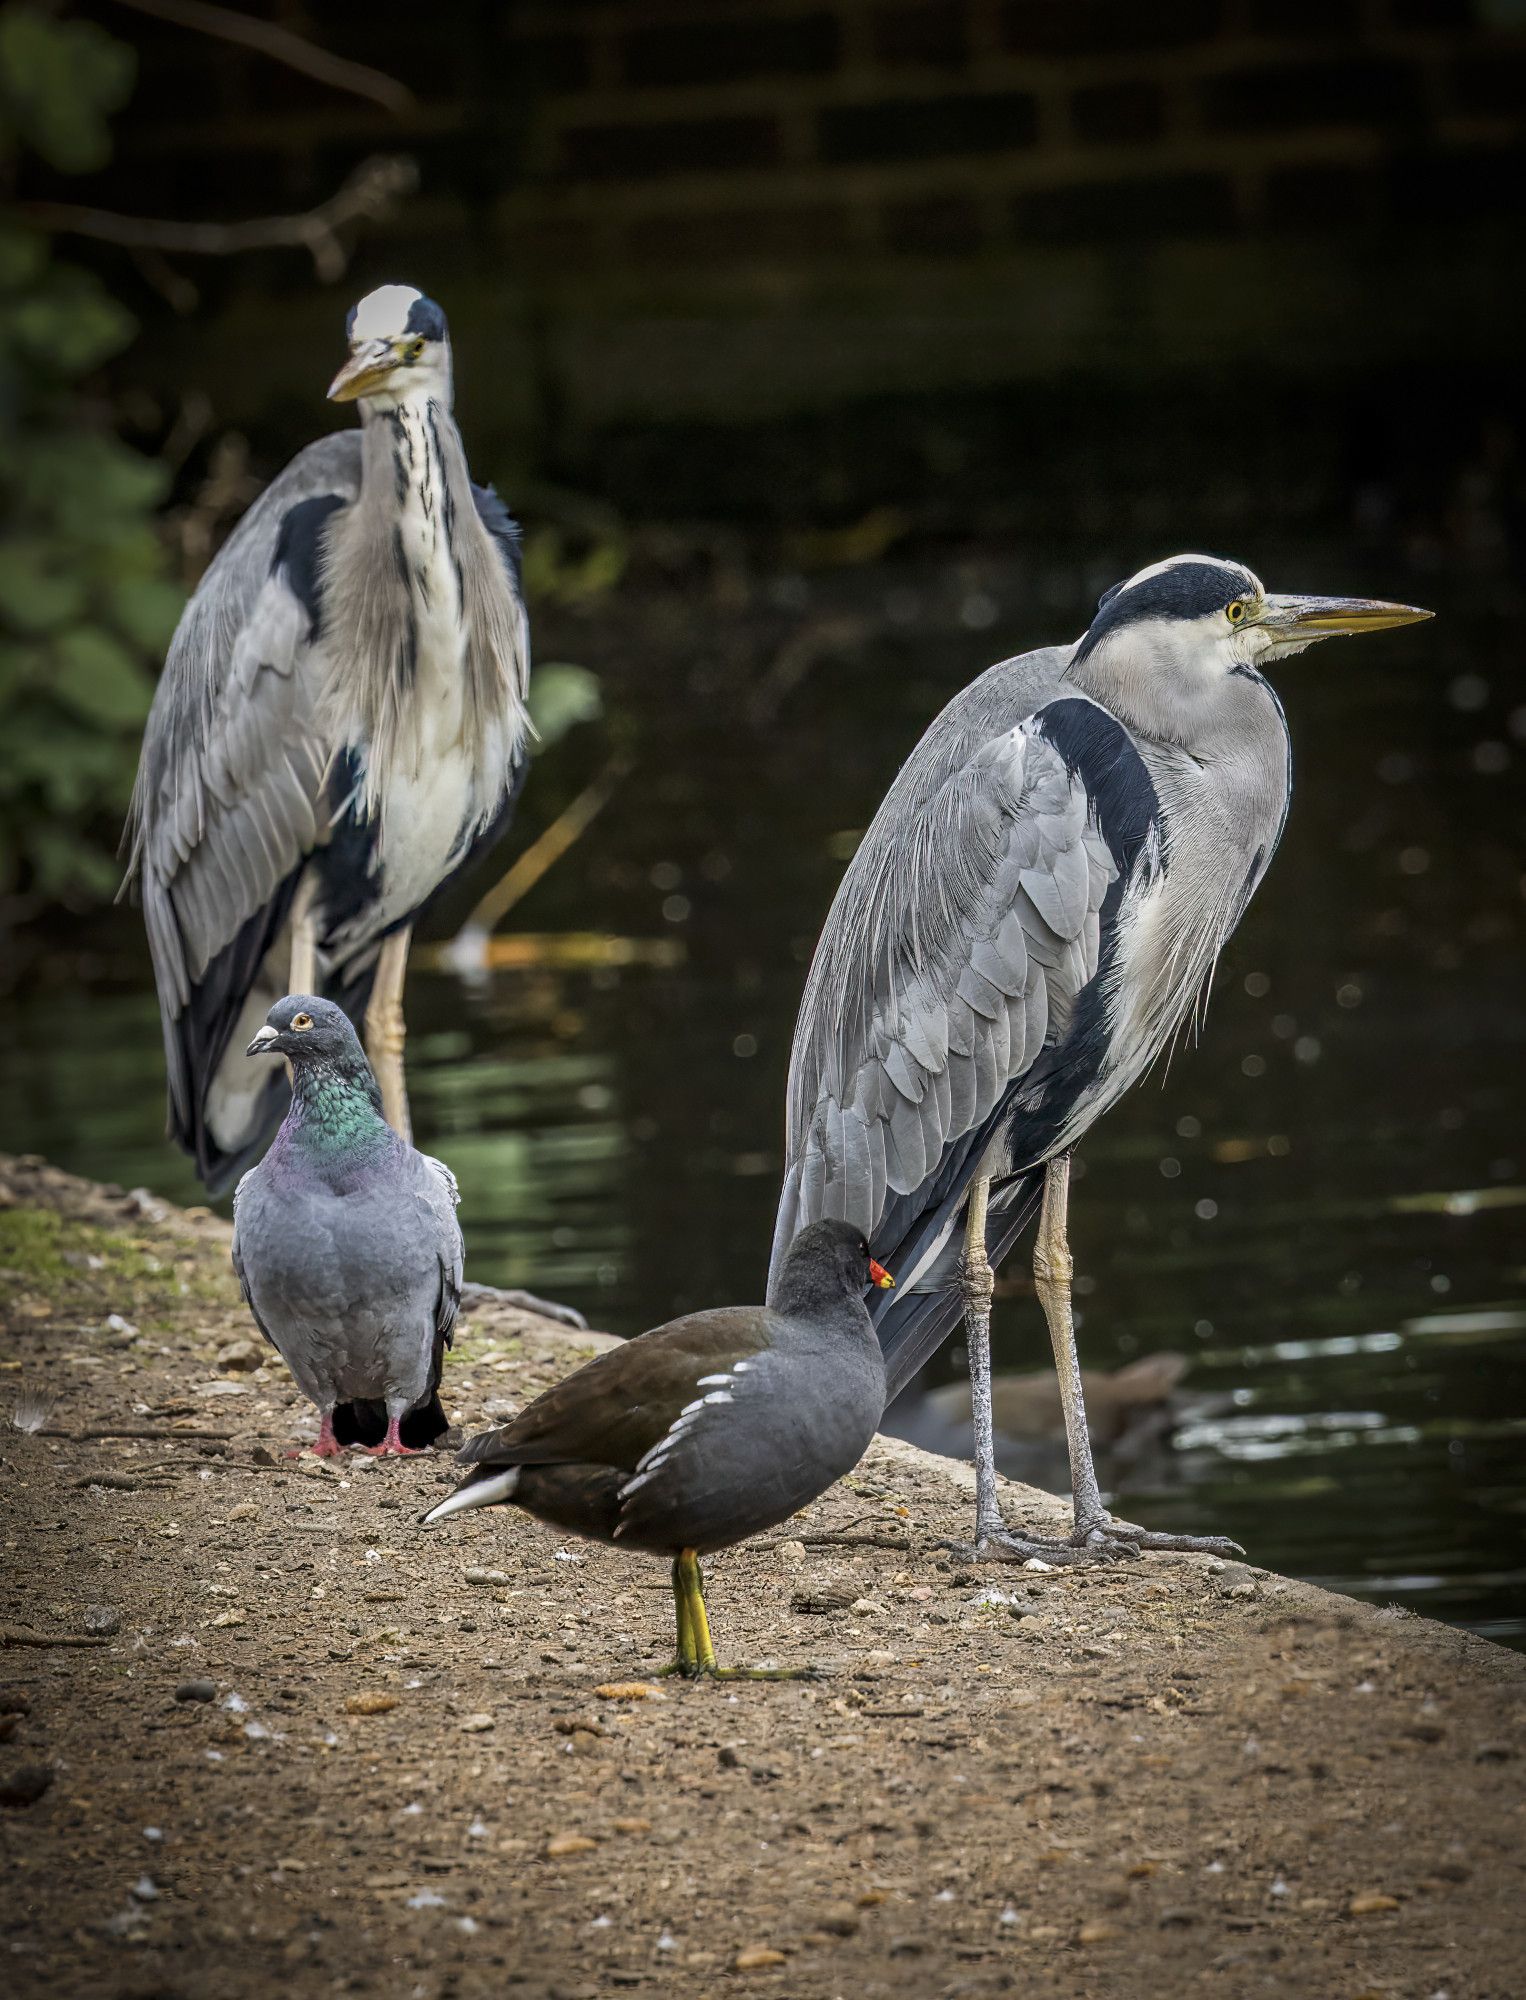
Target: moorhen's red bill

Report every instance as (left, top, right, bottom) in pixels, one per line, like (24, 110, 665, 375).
(421, 1219, 894, 1676)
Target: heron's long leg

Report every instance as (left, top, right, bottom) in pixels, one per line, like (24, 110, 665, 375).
(287, 870, 320, 995)
(1037, 1154, 1243, 1559)
(944, 1173, 1092, 1566)
(365, 925, 413, 1143)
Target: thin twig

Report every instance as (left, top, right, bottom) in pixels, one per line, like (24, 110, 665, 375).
(1, 1629, 110, 1649)
(800, 1531, 913, 1550)
(40, 1427, 235, 1442)
(105, 0, 414, 114)
(458, 753, 633, 940)
(18, 155, 418, 284)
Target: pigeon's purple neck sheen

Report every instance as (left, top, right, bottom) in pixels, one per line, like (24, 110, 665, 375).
(273, 1055, 394, 1186)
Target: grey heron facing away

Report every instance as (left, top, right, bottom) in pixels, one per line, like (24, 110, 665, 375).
(769, 555, 1432, 1563)
(124, 285, 529, 1194)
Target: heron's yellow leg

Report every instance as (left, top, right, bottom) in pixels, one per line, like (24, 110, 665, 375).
(365, 924, 413, 1143)
(287, 869, 320, 994)
(1033, 1154, 1106, 1532)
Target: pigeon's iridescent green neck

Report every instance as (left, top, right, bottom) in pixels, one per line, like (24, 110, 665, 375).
(286, 1057, 389, 1158)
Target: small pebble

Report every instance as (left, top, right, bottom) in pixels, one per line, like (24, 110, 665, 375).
(545, 1834, 598, 1857)
(83, 1605, 121, 1636)
(817, 1902, 860, 1936)
(130, 1876, 159, 1902)
(1077, 1919, 1120, 1944)
(226, 1502, 259, 1523)
(343, 1693, 399, 1716)
(463, 1567, 510, 1586)
(734, 1946, 787, 1969)
(460, 1713, 494, 1733)
(174, 1680, 217, 1704)
(0, 1764, 53, 1809)
(1347, 1892, 1401, 1916)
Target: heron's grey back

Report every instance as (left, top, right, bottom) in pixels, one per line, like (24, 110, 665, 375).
(769, 642, 1088, 1294)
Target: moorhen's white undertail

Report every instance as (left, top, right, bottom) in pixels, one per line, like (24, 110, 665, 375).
(422, 1220, 893, 1676)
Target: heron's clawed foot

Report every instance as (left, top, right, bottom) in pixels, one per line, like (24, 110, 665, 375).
(1072, 1510, 1244, 1559)
(459, 1282, 588, 1330)
(939, 1522, 1099, 1568)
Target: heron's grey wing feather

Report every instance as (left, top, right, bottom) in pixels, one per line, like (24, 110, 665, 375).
(775, 716, 1116, 1272)
(125, 434, 363, 1113)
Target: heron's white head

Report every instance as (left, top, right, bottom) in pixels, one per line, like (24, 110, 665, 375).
(328, 283, 452, 411)
(1067, 553, 1432, 746)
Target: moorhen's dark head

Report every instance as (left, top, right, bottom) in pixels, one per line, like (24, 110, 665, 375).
(246, 994, 363, 1066)
(773, 1219, 894, 1317)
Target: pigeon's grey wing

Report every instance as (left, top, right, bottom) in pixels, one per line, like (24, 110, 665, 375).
(230, 1170, 279, 1352)
(417, 1152, 465, 1347)
(769, 706, 1119, 1292)
(122, 433, 364, 1153)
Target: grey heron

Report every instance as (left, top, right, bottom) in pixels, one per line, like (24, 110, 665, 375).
(124, 284, 529, 1192)
(769, 554, 1432, 1562)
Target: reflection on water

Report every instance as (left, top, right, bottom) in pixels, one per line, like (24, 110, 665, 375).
(2, 535, 1521, 1645)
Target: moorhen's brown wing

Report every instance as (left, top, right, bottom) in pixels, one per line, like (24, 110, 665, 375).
(456, 1308, 775, 1476)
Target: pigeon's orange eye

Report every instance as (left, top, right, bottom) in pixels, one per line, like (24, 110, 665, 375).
(292, 1012, 314, 1031)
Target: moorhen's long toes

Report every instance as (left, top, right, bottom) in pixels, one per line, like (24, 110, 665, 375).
(423, 1221, 894, 1675)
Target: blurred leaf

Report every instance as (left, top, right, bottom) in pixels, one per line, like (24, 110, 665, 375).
(8, 267, 135, 376)
(107, 576, 184, 652)
(0, 544, 86, 635)
(0, 7, 136, 173)
(527, 662, 603, 749)
(52, 626, 155, 727)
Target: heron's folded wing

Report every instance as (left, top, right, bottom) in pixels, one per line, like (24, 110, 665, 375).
(123, 435, 364, 1122)
(770, 714, 1118, 1290)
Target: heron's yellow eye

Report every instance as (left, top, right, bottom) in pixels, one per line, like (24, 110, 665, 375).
(1227, 600, 1247, 625)
(404, 338, 425, 363)
(292, 1012, 314, 1031)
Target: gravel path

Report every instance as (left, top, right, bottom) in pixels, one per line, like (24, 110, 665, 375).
(2, 1152, 1522, 1998)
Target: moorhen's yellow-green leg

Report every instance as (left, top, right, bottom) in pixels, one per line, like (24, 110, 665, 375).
(657, 1556, 699, 1676)
(365, 924, 413, 1143)
(666, 1550, 814, 1681)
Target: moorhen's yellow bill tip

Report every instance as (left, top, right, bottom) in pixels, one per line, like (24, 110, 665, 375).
(869, 1258, 895, 1290)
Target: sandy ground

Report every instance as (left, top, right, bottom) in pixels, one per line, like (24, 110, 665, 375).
(1, 1151, 1522, 2000)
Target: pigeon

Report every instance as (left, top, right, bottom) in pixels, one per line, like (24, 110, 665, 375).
(422, 1220, 893, 1675)
(231, 994, 463, 1457)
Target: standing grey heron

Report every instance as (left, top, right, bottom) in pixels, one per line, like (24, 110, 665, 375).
(769, 555, 1431, 1562)
(124, 284, 530, 1193)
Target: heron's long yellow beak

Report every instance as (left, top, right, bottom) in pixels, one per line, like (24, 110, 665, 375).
(327, 338, 403, 403)
(1258, 594, 1434, 639)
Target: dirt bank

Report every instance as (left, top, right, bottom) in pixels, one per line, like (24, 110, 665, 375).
(1, 1153, 1521, 1999)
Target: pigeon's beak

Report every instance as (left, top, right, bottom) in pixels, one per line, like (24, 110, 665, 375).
(246, 1024, 282, 1059)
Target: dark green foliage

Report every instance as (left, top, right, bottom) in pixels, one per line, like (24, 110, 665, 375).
(0, 7, 182, 907)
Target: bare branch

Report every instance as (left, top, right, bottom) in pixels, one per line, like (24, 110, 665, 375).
(105, 0, 414, 116)
(17, 154, 418, 283)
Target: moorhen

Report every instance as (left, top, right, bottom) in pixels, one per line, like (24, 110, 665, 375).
(232, 995, 463, 1456)
(422, 1219, 894, 1676)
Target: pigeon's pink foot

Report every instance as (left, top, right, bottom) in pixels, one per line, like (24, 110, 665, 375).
(295, 1412, 345, 1458)
(362, 1417, 423, 1458)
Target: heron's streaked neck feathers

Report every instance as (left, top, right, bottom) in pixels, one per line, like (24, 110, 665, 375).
(317, 391, 529, 824)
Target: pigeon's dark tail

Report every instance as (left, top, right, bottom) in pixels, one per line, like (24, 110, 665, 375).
(332, 1326, 452, 1449)
(333, 1393, 450, 1450)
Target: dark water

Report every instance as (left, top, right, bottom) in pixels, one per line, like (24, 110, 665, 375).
(3, 536, 1522, 1644)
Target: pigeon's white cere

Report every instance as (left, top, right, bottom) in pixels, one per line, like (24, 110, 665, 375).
(350, 284, 424, 344)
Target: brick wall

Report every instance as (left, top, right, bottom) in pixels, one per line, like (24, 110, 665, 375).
(80, 0, 1526, 482)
